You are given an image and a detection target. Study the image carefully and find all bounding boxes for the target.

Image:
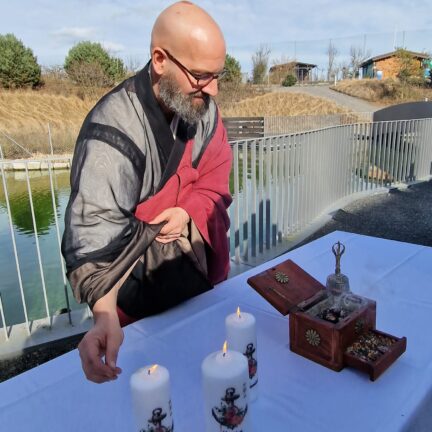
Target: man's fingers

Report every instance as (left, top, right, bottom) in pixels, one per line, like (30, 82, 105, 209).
(78, 333, 119, 383)
(105, 339, 121, 371)
(149, 210, 169, 225)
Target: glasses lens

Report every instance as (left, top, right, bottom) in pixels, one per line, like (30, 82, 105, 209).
(196, 69, 227, 85)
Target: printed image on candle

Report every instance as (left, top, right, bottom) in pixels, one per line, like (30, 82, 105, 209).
(140, 406, 174, 432)
(212, 386, 248, 430)
(244, 343, 258, 386)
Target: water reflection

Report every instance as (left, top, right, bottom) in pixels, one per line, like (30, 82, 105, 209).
(0, 171, 65, 235)
(0, 169, 82, 325)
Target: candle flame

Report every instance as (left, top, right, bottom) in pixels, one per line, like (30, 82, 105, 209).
(222, 341, 228, 357)
(147, 364, 158, 375)
(236, 306, 241, 318)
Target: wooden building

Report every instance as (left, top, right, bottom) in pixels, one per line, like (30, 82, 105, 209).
(359, 50, 430, 79)
(269, 61, 317, 84)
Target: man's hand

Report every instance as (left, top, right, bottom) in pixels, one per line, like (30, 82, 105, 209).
(78, 289, 123, 383)
(149, 207, 190, 243)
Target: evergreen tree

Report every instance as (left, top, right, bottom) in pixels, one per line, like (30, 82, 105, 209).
(0, 34, 41, 88)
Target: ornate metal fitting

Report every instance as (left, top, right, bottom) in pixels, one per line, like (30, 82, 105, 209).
(305, 329, 321, 347)
(274, 271, 289, 284)
(332, 241, 346, 275)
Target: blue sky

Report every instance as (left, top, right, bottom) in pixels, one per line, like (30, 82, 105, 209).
(1, 0, 431, 75)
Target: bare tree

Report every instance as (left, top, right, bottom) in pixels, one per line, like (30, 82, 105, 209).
(338, 62, 350, 80)
(326, 40, 338, 81)
(252, 45, 271, 84)
(349, 45, 371, 78)
(126, 56, 143, 75)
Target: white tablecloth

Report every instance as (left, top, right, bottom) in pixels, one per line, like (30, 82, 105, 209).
(1, 231, 431, 432)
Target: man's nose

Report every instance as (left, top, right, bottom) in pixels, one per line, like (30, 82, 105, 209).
(201, 78, 218, 96)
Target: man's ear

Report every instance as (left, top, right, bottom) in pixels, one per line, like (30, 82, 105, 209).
(151, 47, 166, 75)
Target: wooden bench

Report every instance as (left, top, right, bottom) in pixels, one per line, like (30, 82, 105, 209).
(222, 117, 264, 141)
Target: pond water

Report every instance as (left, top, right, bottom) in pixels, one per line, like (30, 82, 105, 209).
(0, 168, 253, 326)
(0, 169, 83, 326)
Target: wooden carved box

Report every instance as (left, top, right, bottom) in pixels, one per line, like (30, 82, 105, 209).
(247, 259, 406, 380)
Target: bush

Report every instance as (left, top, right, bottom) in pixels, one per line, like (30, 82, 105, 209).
(222, 53, 242, 84)
(64, 41, 125, 87)
(282, 74, 297, 87)
(0, 34, 41, 88)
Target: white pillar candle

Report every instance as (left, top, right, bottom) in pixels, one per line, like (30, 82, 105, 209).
(202, 342, 250, 432)
(130, 364, 174, 432)
(226, 307, 258, 401)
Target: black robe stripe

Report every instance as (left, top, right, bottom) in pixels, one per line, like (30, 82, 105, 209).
(84, 122, 146, 179)
(134, 64, 176, 168)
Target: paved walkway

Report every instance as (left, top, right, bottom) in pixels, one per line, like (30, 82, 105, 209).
(274, 84, 380, 113)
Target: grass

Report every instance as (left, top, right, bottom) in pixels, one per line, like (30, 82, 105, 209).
(331, 79, 432, 104)
(0, 77, 352, 158)
(0, 90, 97, 158)
(221, 91, 348, 117)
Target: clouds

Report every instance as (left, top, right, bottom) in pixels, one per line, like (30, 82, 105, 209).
(0, 0, 430, 73)
(51, 27, 96, 42)
(101, 41, 126, 54)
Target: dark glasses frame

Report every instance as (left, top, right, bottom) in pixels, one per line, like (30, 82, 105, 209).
(163, 48, 226, 86)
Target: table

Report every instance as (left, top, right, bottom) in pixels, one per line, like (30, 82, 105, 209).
(1, 231, 431, 432)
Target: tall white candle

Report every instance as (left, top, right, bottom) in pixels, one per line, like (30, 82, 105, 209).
(202, 342, 250, 432)
(130, 364, 174, 432)
(226, 307, 258, 401)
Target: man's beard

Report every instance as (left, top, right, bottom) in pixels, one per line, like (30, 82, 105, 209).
(159, 72, 210, 125)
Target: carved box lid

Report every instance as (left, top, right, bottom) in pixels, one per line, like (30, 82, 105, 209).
(247, 259, 325, 315)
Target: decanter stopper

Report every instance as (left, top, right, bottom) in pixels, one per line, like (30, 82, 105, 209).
(326, 241, 350, 301)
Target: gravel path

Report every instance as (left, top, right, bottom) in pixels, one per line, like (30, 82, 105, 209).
(274, 84, 380, 113)
(294, 180, 432, 249)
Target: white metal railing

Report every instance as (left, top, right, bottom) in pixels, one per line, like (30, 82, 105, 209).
(0, 157, 73, 338)
(0, 118, 431, 342)
(228, 118, 432, 264)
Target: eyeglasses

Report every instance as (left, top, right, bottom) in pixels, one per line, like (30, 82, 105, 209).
(163, 49, 226, 86)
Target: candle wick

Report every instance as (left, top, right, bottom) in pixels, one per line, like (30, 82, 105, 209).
(223, 352, 226, 357)
(147, 369, 151, 375)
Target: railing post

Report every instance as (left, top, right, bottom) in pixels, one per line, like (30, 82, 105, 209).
(48, 160, 73, 326)
(0, 160, 31, 335)
(24, 162, 51, 327)
(48, 123, 54, 156)
(0, 292, 8, 341)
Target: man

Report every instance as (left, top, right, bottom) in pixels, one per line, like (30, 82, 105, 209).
(61, 1, 232, 384)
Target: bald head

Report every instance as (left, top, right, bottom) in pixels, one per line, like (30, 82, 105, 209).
(151, 1, 226, 67)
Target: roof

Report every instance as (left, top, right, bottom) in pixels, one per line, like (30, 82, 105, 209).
(360, 50, 430, 67)
(270, 61, 317, 72)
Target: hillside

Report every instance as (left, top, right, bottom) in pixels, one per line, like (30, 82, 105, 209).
(331, 79, 432, 104)
(0, 91, 96, 157)
(0, 87, 349, 157)
(221, 92, 348, 117)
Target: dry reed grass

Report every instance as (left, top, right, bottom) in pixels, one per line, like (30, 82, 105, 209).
(221, 92, 348, 117)
(0, 81, 349, 158)
(0, 90, 97, 157)
(332, 79, 432, 103)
